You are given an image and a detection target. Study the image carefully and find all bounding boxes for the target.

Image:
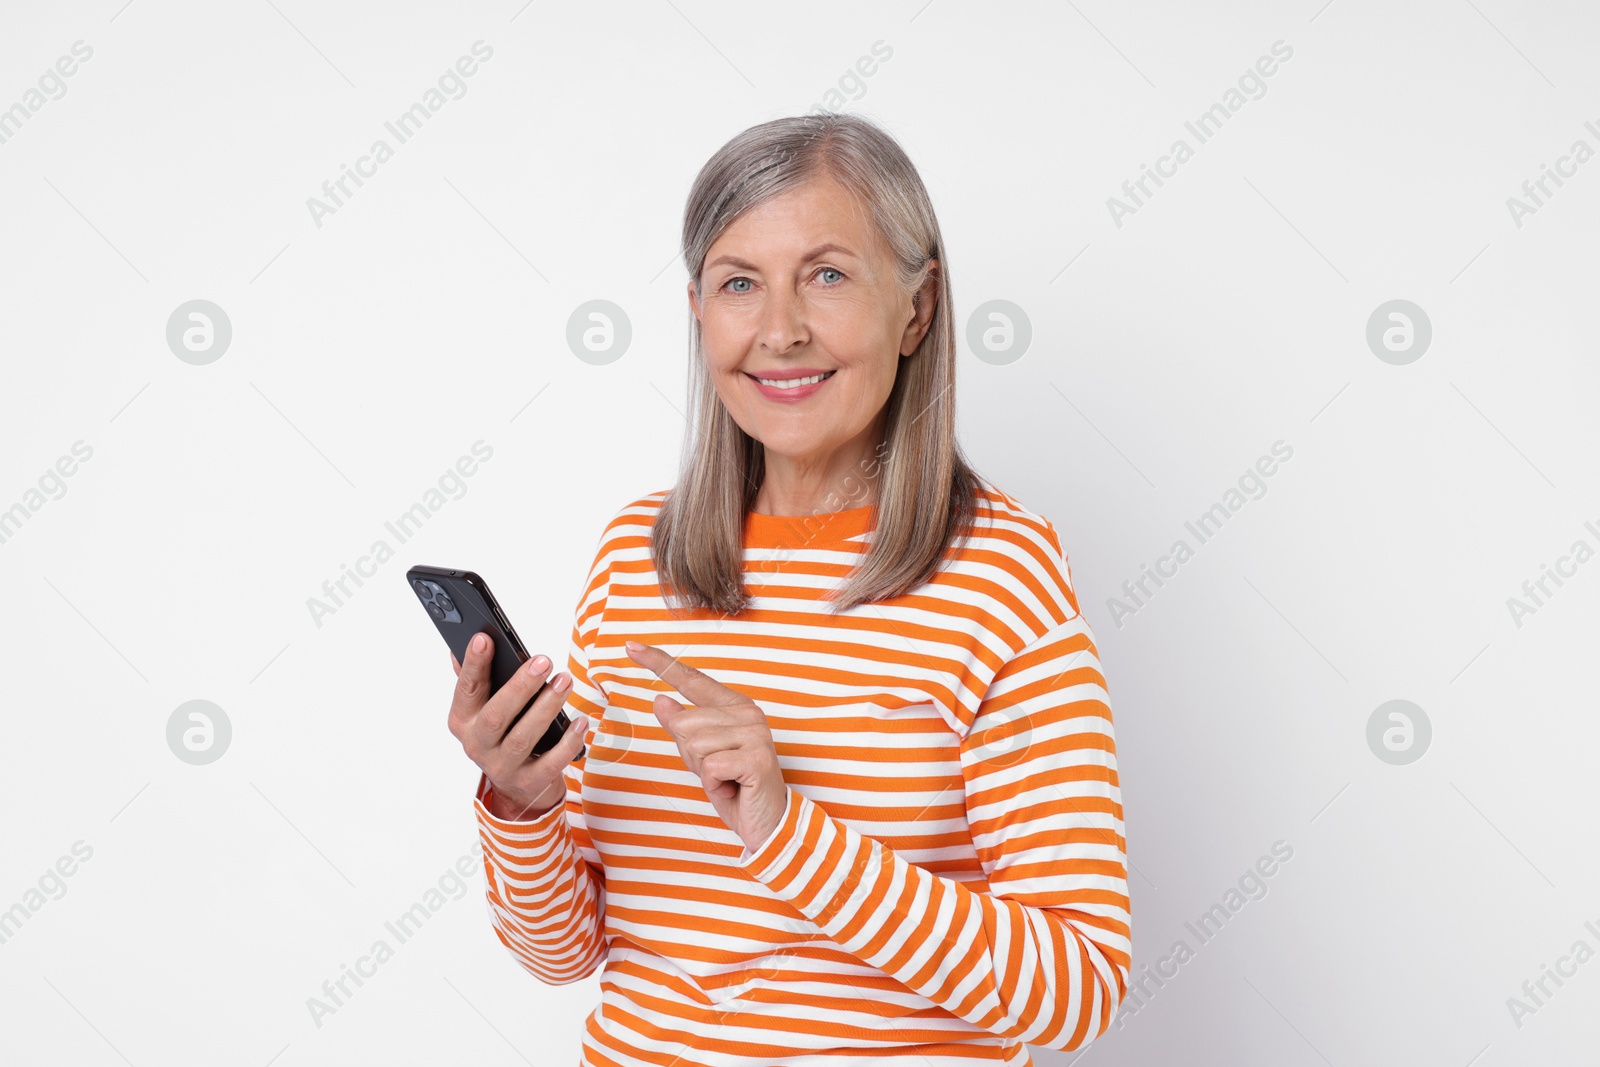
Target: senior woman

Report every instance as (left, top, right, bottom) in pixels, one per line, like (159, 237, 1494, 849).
(446, 113, 1131, 1066)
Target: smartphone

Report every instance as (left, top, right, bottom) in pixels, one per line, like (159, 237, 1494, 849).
(406, 565, 584, 761)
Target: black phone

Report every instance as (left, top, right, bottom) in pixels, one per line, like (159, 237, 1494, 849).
(406, 565, 584, 761)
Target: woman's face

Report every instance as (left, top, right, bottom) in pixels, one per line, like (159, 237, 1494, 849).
(689, 176, 935, 470)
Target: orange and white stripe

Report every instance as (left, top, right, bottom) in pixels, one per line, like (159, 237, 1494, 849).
(474, 478, 1131, 1066)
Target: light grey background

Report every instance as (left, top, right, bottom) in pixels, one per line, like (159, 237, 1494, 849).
(2, 1, 1596, 1064)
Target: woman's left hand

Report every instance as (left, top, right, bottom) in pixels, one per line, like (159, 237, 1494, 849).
(624, 640, 788, 854)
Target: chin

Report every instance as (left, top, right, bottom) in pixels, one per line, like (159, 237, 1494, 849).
(748, 421, 821, 449)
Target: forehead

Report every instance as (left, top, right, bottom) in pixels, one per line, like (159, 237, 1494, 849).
(707, 177, 879, 263)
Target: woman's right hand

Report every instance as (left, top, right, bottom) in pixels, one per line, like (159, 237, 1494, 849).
(447, 632, 587, 822)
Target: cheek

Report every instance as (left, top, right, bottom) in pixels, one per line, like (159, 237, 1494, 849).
(850, 336, 903, 393)
(698, 305, 745, 355)
(700, 326, 739, 369)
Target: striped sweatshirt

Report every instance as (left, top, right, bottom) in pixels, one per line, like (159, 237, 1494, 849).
(472, 479, 1131, 1066)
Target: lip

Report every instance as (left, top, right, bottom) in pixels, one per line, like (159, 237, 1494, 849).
(745, 368, 837, 402)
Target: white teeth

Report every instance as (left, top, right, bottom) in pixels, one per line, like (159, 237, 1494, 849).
(755, 371, 834, 388)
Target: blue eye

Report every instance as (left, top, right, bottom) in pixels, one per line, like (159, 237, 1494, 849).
(719, 268, 842, 293)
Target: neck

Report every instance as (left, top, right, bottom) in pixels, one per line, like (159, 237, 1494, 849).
(753, 423, 884, 517)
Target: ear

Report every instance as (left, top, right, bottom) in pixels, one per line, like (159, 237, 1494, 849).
(687, 279, 703, 323)
(899, 259, 939, 356)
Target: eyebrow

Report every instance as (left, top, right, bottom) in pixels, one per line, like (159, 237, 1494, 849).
(705, 242, 859, 272)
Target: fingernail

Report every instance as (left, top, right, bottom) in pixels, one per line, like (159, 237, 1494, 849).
(472, 634, 487, 652)
(529, 655, 549, 673)
(552, 672, 572, 691)
(625, 640, 644, 654)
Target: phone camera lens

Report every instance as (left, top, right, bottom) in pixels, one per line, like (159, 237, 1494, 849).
(435, 594, 455, 612)
(413, 580, 432, 599)
(427, 601, 446, 621)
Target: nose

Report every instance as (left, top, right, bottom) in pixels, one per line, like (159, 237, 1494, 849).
(758, 282, 807, 355)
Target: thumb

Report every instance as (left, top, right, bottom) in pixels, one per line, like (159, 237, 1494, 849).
(652, 693, 684, 728)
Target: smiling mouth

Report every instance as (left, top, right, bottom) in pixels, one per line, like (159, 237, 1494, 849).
(747, 370, 837, 388)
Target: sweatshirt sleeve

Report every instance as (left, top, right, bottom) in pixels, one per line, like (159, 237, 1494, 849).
(472, 529, 614, 985)
(735, 609, 1132, 1050)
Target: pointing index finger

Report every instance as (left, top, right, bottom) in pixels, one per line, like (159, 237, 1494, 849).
(625, 640, 737, 707)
